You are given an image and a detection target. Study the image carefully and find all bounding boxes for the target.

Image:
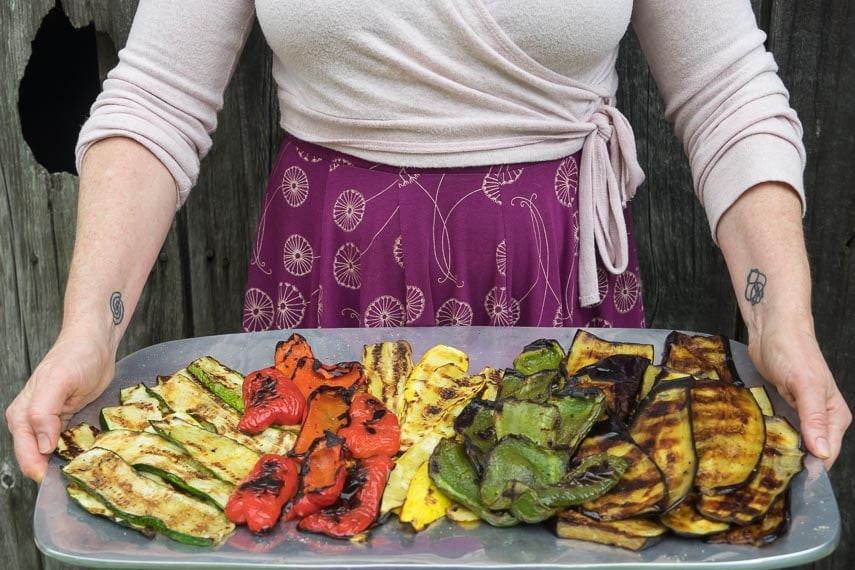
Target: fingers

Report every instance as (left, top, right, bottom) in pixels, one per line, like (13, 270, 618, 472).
(5, 391, 50, 483)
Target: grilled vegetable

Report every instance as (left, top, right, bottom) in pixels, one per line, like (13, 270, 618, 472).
(428, 438, 518, 527)
(697, 415, 803, 524)
(661, 331, 741, 385)
(494, 400, 561, 448)
(150, 416, 259, 485)
(706, 493, 791, 546)
(381, 430, 447, 514)
(56, 423, 99, 461)
(399, 460, 453, 531)
(338, 392, 400, 459)
(298, 455, 395, 539)
(238, 366, 305, 434)
(454, 398, 499, 472)
(507, 453, 627, 524)
(292, 386, 352, 455)
(62, 447, 234, 546)
(628, 377, 696, 510)
(659, 494, 730, 537)
(749, 385, 776, 416)
(100, 400, 163, 431)
(187, 355, 246, 413)
(555, 510, 667, 551)
(562, 329, 654, 376)
(92, 428, 234, 509)
(148, 370, 295, 456)
(290, 358, 366, 400)
(285, 433, 349, 521)
(362, 340, 414, 418)
(574, 430, 669, 521)
(497, 368, 560, 403)
(66, 483, 152, 536)
(273, 332, 315, 378)
(565, 355, 649, 424)
(513, 338, 565, 375)
(225, 454, 300, 534)
(398, 344, 474, 450)
(691, 380, 765, 494)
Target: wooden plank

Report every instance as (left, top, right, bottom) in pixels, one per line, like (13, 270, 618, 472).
(765, 3, 855, 570)
(183, 21, 282, 337)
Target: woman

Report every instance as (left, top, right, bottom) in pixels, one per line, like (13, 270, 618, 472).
(7, 0, 851, 481)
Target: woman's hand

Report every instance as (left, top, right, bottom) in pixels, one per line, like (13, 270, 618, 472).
(746, 312, 851, 469)
(6, 328, 116, 482)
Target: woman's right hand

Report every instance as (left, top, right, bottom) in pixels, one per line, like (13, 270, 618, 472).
(5, 327, 116, 482)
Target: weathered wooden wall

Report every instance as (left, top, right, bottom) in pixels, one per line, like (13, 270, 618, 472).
(1, 1, 851, 569)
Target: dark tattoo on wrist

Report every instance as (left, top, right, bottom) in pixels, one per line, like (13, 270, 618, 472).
(109, 291, 125, 325)
(744, 268, 766, 306)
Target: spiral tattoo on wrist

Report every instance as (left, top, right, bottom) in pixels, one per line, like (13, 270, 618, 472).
(744, 268, 767, 306)
(109, 291, 125, 325)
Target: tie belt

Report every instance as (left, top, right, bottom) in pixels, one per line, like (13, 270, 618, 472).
(577, 104, 646, 308)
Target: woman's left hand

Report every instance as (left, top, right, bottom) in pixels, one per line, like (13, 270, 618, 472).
(746, 315, 851, 470)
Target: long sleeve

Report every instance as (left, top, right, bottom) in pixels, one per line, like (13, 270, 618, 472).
(75, 0, 256, 208)
(632, 0, 806, 241)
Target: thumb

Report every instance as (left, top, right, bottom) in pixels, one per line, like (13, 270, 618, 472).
(791, 380, 832, 461)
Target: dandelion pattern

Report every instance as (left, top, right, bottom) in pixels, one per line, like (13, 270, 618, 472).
(364, 295, 406, 327)
(333, 189, 366, 232)
(436, 298, 474, 327)
(242, 136, 645, 331)
(282, 234, 314, 276)
(242, 288, 274, 332)
(275, 282, 307, 329)
(279, 166, 309, 207)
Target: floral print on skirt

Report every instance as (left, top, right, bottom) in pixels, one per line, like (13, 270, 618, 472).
(242, 135, 645, 330)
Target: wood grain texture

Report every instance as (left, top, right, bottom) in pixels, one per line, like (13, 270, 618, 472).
(1, 1, 851, 569)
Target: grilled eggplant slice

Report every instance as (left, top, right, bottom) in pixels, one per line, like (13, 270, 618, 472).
(628, 378, 696, 510)
(565, 355, 649, 424)
(93, 429, 234, 509)
(56, 423, 100, 461)
(661, 331, 741, 385)
(659, 494, 730, 537)
(62, 447, 234, 546)
(697, 415, 803, 524)
(575, 431, 669, 521)
(555, 509, 667, 551)
(150, 416, 259, 485)
(187, 355, 245, 413)
(362, 340, 414, 418)
(562, 329, 654, 376)
(749, 385, 776, 416)
(691, 380, 765, 495)
(706, 493, 791, 546)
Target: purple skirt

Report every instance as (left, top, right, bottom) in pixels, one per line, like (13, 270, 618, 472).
(242, 135, 645, 330)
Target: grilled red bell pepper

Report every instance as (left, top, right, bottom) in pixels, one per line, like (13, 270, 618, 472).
(339, 392, 400, 458)
(274, 333, 315, 379)
(291, 357, 366, 400)
(284, 432, 348, 521)
(297, 455, 395, 539)
(238, 366, 306, 434)
(225, 454, 300, 534)
(292, 386, 352, 455)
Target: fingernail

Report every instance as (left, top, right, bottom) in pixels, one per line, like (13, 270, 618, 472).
(815, 437, 830, 459)
(37, 434, 52, 454)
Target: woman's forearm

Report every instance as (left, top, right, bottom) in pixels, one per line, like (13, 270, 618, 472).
(716, 182, 812, 340)
(62, 137, 177, 349)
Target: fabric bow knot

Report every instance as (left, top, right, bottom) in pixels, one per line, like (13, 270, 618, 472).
(577, 104, 646, 308)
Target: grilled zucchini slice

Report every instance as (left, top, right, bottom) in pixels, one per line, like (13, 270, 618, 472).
(62, 447, 234, 546)
(56, 423, 100, 461)
(187, 355, 245, 413)
(362, 340, 414, 418)
(93, 429, 234, 509)
(150, 416, 259, 485)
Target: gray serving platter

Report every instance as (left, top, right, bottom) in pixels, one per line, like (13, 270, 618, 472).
(34, 327, 840, 569)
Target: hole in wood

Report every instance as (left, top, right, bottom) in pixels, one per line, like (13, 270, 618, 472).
(18, 1, 101, 175)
